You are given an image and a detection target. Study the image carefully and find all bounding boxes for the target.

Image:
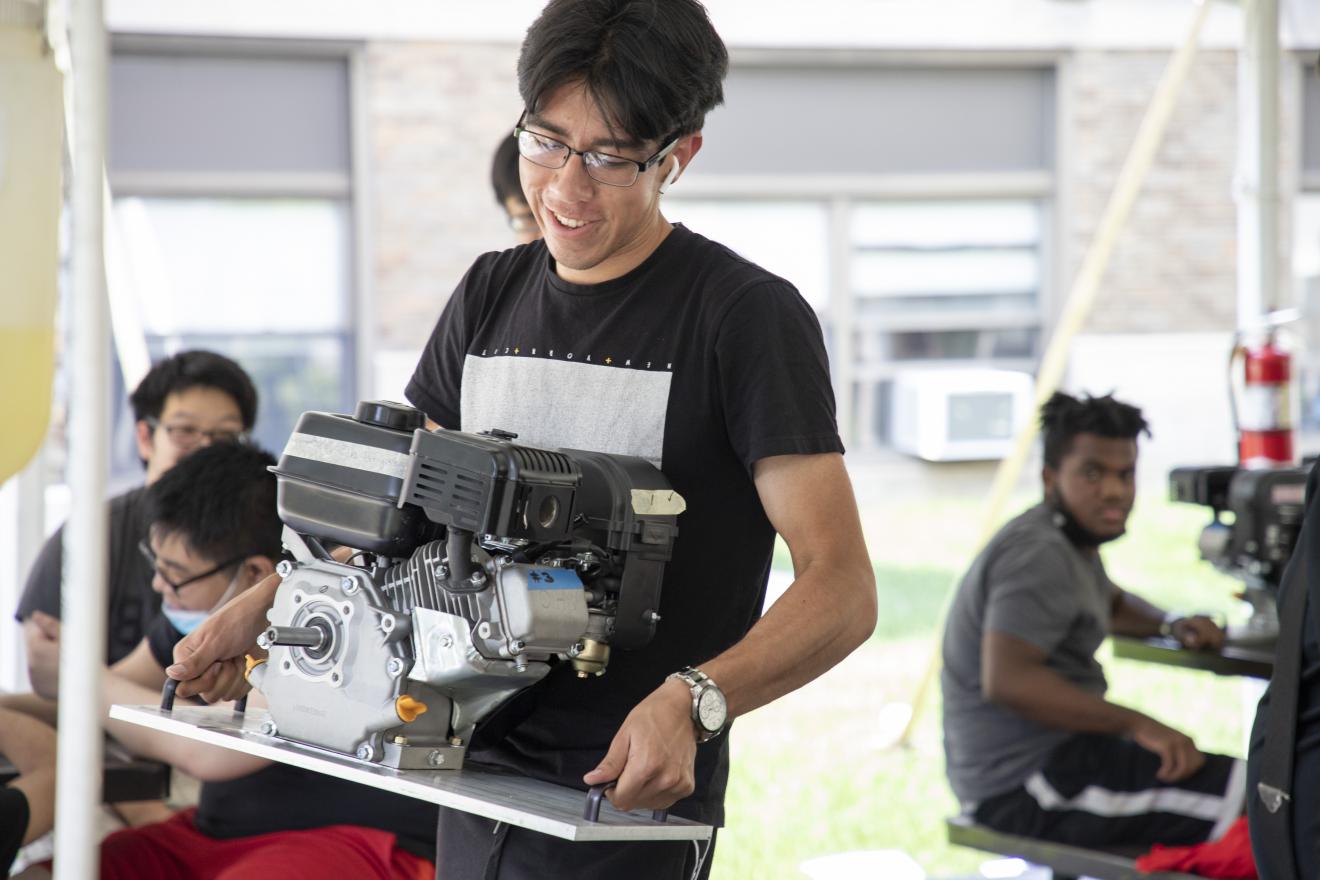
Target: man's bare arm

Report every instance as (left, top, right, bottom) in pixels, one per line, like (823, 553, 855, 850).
(983, 629, 1204, 781)
(165, 572, 282, 700)
(1110, 586, 1224, 650)
(22, 613, 60, 699)
(584, 452, 877, 810)
(0, 691, 58, 726)
(101, 649, 270, 781)
(700, 452, 877, 716)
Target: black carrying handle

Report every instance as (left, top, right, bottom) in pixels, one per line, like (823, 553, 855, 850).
(160, 678, 179, 711)
(582, 783, 669, 824)
(159, 677, 247, 714)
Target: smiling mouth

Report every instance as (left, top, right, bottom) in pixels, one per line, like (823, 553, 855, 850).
(550, 210, 592, 230)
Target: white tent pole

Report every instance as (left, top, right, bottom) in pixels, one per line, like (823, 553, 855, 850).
(1237, 0, 1280, 327)
(53, 0, 109, 875)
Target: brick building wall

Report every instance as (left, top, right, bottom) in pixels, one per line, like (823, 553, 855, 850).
(1063, 49, 1302, 335)
(366, 41, 523, 353)
(362, 41, 1308, 378)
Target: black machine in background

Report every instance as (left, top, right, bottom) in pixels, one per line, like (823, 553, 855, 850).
(1169, 464, 1310, 644)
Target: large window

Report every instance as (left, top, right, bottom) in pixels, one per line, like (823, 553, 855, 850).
(108, 47, 359, 469)
(670, 62, 1055, 451)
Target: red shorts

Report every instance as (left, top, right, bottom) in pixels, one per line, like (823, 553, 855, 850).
(98, 808, 434, 880)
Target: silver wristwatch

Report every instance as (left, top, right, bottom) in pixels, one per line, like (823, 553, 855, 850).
(668, 667, 727, 743)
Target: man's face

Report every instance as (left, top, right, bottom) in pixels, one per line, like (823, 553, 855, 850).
(1043, 432, 1138, 540)
(146, 530, 242, 613)
(518, 82, 701, 285)
(137, 386, 245, 485)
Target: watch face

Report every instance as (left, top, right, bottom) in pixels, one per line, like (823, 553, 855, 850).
(696, 686, 727, 732)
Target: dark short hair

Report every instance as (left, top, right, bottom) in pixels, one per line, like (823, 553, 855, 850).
(1040, 391, 1151, 469)
(129, 350, 259, 430)
(146, 442, 283, 564)
(492, 135, 525, 208)
(517, 0, 728, 144)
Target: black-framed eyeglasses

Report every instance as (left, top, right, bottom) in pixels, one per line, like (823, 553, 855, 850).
(146, 417, 249, 451)
(513, 113, 679, 188)
(138, 539, 245, 592)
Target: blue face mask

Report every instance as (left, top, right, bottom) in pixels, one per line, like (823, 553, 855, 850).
(162, 605, 210, 635)
(163, 573, 240, 636)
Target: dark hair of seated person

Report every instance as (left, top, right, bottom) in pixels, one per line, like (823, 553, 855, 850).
(129, 349, 260, 431)
(1040, 390, 1151, 469)
(144, 441, 282, 563)
(491, 134, 525, 208)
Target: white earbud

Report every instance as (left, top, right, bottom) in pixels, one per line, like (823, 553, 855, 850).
(659, 157, 681, 194)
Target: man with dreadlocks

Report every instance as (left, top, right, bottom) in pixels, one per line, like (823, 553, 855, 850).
(940, 391, 1243, 848)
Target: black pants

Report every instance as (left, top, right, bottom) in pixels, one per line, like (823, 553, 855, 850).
(973, 733, 1244, 848)
(433, 808, 717, 880)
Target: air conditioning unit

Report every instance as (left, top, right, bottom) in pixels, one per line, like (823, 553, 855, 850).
(890, 368, 1034, 462)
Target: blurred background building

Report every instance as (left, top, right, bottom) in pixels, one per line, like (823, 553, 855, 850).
(68, 1, 1317, 483)
(5, 2, 1320, 876)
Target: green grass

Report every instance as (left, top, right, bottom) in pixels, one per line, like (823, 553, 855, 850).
(713, 492, 1259, 879)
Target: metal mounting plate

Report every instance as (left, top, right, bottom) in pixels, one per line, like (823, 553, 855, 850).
(109, 704, 711, 842)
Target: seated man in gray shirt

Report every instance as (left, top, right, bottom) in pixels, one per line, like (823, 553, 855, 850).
(941, 391, 1243, 847)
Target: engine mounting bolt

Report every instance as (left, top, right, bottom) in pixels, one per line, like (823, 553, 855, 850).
(449, 736, 463, 746)
(260, 720, 278, 736)
(341, 577, 358, 594)
(356, 743, 374, 761)
(387, 657, 405, 677)
(428, 750, 446, 766)
(276, 560, 294, 578)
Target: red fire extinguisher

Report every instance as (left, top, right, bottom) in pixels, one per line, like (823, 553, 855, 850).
(1230, 331, 1295, 468)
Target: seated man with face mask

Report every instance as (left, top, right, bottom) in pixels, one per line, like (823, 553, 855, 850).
(941, 392, 1243, 849)
(89, 441, 437, 880)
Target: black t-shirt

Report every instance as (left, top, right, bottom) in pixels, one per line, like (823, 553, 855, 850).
(145, 615, 438, 858)
(406, 224, 842, 823)
(16, 486, 160, 664)
(0, 786, 28, 875)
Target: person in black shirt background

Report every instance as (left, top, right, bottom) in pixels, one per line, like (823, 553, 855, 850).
(16, 349, 259, 694)
(6, 442, 437, 879)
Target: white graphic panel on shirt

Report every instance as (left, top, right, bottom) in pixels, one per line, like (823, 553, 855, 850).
(460, 354, 672, 467)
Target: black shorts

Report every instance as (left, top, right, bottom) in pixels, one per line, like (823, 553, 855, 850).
(972, 733, 1246, 848)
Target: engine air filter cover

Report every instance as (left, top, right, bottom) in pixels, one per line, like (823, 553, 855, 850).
(272, 402, 440, 556)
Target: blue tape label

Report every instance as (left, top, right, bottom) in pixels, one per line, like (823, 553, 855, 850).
(526, 568, 583, 590)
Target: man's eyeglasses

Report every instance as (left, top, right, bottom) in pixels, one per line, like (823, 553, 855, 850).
(146, 417, 249, 451)
(138, 539, 245, 592)
(512, 115, 679, 188)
